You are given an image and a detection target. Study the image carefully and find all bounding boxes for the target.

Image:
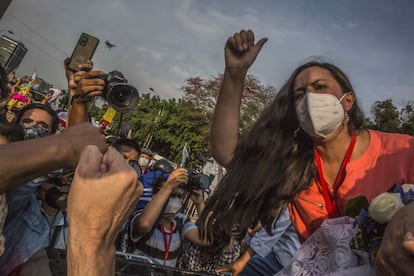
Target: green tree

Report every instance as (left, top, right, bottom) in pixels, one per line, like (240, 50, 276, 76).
(158, 99, 210, 167)
(181, 74, 276, 133)
(365, 99, 414, 135)
(88, 74, 276, 164)
(400, 102, 414, 136)
(367, 99, 401, 133)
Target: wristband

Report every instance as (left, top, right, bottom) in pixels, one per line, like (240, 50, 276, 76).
(70, 94, 89, 105)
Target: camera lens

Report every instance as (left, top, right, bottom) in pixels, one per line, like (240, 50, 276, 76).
(113, 88, 129, 104)
(106, 84, 139, 113)
(187, 168, 211, 190)
(193, 174, 211, 190)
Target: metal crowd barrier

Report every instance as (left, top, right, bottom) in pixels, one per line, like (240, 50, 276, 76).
(48, 249, 216, 276)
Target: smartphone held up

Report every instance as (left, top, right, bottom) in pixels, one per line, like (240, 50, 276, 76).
(68, 33, 139, 113)
(68, 32, 99, 72)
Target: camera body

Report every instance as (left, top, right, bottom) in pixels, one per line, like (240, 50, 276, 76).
(186, 168, 211, 190)
(152, 159, 211, 191)
(100, 71, 139, 113)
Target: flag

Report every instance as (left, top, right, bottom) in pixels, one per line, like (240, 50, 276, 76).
(30, 70, 37, 81)
(100, 107, 117, 130)
(180, 144, 189, 168)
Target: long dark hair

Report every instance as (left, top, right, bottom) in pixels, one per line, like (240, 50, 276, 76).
(199, 60, 365, 244)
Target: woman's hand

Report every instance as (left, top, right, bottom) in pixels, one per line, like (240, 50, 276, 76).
(224, 29, 267, 78)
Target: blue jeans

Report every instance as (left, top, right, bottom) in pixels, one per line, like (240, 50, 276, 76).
(240, 253, 283, 276)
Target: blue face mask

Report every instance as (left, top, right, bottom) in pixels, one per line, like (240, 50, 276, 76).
(23, 125, 49, 140)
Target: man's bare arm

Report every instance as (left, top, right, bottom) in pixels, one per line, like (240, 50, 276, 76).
(0, 123, 106, 193)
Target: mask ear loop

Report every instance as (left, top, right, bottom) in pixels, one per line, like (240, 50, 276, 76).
(342, 110, 350, 128)
(340, 92, 351, 126)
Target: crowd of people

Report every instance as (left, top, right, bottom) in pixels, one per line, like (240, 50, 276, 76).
(0, 28, 413, 276)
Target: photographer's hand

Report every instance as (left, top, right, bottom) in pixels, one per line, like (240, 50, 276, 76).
(190, 189, 205, 214)
(73, 70, 105, 101)
(68, 70, 105, 127)
(132, 168, 188, 237)
(64, 58, 97, 127)
(67, 146, 142, 276)
(64, 58, 94, 92)
(165, 168, 188, 190)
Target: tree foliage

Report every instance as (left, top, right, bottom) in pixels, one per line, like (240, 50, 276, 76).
(181, 74, 276, 131)
(88, 74, 276, 166)
(365, 99, 414, 135)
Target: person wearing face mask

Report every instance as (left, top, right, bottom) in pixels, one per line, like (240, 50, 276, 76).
(197, 29, 414, 275)
(0, 102, 60, 275)
(139, 147, 154, 175)
(15, 103, 59, 140)
(129, 148, 157, 214)
(0, 62, 107, 274)
(0, 121, 24, 258)
(129, 162, 209, 267)
(111, 138, 142, 178)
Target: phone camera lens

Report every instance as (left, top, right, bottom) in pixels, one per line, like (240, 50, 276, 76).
(80, 35, 89, 46)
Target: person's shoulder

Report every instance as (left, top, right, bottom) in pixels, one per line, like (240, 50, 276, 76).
(370, 129, 413, 138)
(370, 129, 414, 143)
(369, 129, 414, 152)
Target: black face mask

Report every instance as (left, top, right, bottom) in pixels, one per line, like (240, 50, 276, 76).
(23, 125, 49, 140)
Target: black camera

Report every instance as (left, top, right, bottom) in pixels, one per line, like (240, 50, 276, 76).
(187, 168, 211, 190)
(101, 71, 139, 113)
(152, 159, 211, 191)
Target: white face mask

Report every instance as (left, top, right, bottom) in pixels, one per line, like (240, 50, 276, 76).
(162, 196, 182, 218)
(138, 157, 149, 167)
(296, 92, 347, 138)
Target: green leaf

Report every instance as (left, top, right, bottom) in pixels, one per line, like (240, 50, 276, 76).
(345, 196, 369, 217)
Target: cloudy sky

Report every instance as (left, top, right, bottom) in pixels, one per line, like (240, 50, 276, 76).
(1, 0, 413, 114)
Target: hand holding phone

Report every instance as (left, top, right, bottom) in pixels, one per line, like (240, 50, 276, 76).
(68, 33, 99, 72)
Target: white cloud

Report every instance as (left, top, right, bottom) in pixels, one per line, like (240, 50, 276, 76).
(331, 23, 343, 30)
(345, 21, 358, 29)
(169, 65, 190, 80)
(136, 47, 166, 61)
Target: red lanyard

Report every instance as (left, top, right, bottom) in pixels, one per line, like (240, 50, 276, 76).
(160, 221, 173, 264)
(314, 131, 356, 218)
